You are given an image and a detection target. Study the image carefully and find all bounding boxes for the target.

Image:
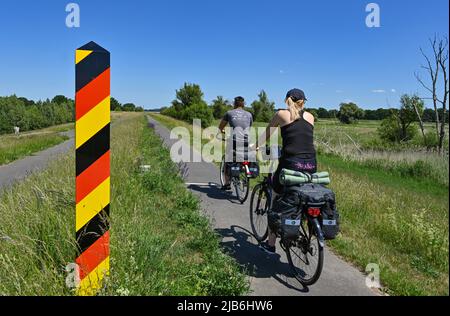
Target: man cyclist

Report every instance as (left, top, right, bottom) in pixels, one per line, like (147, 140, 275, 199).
(218, 96, 254, 191)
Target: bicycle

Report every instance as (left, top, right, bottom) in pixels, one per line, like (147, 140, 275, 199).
(249, 146, 324, 286)
(218, 133, 255, 204)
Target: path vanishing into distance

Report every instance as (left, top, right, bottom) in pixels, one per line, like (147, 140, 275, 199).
(148, 116, 378, 296)
(0, 131, 74, 191)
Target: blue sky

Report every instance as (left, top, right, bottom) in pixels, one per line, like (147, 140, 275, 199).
(0, 0, 448, 110)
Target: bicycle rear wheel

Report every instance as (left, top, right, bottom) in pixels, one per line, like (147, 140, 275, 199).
(234, 172, 250, 204)
(285, 220, 324, 286)
(249, 184, 270, 242)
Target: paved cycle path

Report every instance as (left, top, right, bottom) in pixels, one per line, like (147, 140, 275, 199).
(148, 116, 377, 296)
(0, 131, 74, 191)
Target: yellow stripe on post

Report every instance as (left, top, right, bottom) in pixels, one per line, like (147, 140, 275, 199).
(76, 97, 111, 149)
(76, 256, 110, 296)
(76, 177, 111, 232)
(76, 50, 93, 64)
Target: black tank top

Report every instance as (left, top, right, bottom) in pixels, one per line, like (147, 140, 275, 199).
(281, 111, 316, 158)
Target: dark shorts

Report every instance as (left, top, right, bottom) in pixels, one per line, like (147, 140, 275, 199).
(273, 155, 317, 194)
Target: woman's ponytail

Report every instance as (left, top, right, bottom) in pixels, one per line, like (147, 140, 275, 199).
(286, 97, 305, 121)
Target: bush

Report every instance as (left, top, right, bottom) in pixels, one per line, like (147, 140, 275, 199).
(337, 102, 364, 124)
(162, 83, 214, 127)
(211, 96, 232, 120)
(251, 90, 275, 122)
(181, 102, 214, 128)
(378, 115, 418, 143)
(161, 106, 179, 119)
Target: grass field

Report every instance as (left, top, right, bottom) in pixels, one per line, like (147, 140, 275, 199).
(0, 113, 248, 295)
(149, 113, 449, 296)
(0, 123, 73, 166)
(0, 113, 128, 166)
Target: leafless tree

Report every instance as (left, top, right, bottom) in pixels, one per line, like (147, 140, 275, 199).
(415, 35, 449, 154)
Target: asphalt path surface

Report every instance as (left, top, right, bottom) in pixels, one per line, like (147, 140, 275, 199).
(0, 130, 74, 191)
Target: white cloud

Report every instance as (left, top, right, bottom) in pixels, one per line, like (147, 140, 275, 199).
(372, 89, 386, 93)
(391, 89, 396, 93)
(279, 70, 285, 74)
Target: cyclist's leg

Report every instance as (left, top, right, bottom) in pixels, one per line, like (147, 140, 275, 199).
(266, 159, 285, 247)
(223, 144, 233, 187)
(224, 162, 231, 186)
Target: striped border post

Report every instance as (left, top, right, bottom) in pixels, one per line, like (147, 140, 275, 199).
(75, 41, 111, 296)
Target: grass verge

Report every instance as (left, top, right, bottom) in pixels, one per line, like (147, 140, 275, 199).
(0, 113, 248, 295)
(0, 123, 72, 165)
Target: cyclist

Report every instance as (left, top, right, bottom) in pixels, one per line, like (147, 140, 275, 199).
(255, 89, 317, 254)
(218, 96, 254, 191)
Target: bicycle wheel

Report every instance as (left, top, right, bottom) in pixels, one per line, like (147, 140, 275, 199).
(220, 155, 226, 187)
(249, 184, 270, 242)
(234, 171, 250, 204)
(285, 220, 324, 286)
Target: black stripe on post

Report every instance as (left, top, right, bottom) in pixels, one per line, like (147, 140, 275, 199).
(76, 205, 110, 255)
(76, 124, 110, 176)
(76, 53, 110, 92)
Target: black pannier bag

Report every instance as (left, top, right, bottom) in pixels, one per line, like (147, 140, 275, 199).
(269, 187, 302, 241)
(229, 163, 241, 177)
(296, 183, 340, 240)
(247, 162, 260, 178)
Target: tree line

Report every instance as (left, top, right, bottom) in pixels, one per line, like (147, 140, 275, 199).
(0, 95, 144, 135)
(0, 95, 74, 135)
(161, 82, 447, 124)
(110, 97, 144, 112)
(161, 84, 278, 128)
(161, 81, 448, 152)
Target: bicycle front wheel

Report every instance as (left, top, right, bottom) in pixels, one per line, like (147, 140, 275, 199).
(220, 155, 226, 187)
(249, 184, 270, 242)
(285, 220, 324, 286)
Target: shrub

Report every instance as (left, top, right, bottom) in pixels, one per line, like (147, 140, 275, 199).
(337, 102, 364, 124)
(378, 115, 418, 143)
(162, 83, 214, 127)
(181, 102, 214, 128)
(251, 90, 275, 122)
(211, 96, 232, 120)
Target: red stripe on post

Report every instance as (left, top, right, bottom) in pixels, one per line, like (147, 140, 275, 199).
(75, 68, 111, 120)
(76, 231, 110, 281)
(76, 150, 110, 203)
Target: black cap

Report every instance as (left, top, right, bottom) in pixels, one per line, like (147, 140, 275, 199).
(234, 96, 245, 103)
(286, 89, 307, 102)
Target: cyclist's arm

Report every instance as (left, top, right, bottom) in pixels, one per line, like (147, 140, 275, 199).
(256, 112, 281, 149)
(218, 119, 228, 133)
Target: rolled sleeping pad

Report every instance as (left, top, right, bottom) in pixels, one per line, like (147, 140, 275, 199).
(282, 169, 329, 179)
(280, 174, 331, 186)
(312, 172, 330, 179)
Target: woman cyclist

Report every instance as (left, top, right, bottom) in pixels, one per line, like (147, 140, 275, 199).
(255, 88, 317, 254)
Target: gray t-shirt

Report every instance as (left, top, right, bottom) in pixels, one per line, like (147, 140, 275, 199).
(223, 108, 253, 143)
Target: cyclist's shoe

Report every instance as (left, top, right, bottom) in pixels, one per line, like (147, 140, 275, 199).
(221, 184, 232, 191)
(259, 242, 276, 255)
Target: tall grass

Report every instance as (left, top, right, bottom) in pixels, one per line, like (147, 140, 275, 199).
(326, 165, 449, 295)
(0, 113, 248, 295)
(0, 133, 70, 165)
